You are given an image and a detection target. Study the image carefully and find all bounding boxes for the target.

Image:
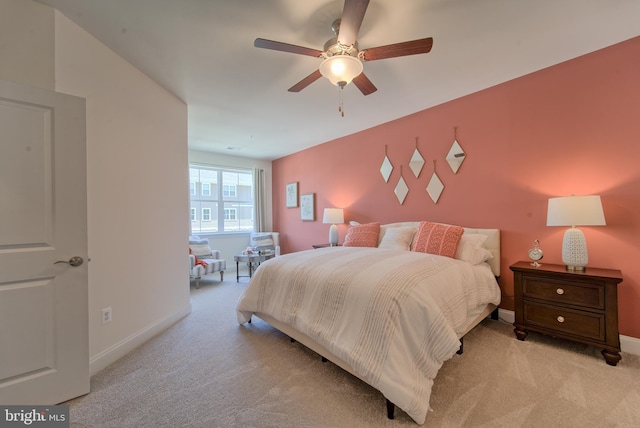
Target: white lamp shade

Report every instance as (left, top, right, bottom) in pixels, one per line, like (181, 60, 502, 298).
(323, 208, 344, 224)
(319, 55, 363, 86)
(546, 195, 606, 227)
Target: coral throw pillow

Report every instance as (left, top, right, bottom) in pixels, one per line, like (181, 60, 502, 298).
(413, 221, 464, 258)
(343, 222, 381, 247)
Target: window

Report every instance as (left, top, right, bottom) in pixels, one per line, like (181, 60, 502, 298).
(223, 184, 237, 197)
(202, 183, 211, 196)
(189, 165, 254, 234)
(202, 208, 211, 221)
(224, 208, 237, 220)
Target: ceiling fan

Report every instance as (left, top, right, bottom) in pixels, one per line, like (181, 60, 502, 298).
(254, 0, 433, 97)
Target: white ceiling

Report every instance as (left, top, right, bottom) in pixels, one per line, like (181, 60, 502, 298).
(36, 0, 640, 160)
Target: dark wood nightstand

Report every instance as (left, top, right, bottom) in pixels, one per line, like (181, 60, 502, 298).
(510, 261, 623, 366)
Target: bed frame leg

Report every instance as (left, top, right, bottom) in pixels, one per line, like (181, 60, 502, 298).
(457, 337, 464, 355)
(386, 399, 395, 419)
(491, 307, 499, 320)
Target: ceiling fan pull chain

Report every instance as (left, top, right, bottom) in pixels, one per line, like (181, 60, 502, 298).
(338, 83, 345, 117)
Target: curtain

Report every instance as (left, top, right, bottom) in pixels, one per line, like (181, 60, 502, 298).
(253, 168, 266, 232)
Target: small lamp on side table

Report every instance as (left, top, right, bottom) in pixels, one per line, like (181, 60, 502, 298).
(546, 195, 606, 271)
(323, 208, 344, 246)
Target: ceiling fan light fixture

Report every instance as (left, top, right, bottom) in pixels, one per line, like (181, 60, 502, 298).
(319, 55, 363, 87)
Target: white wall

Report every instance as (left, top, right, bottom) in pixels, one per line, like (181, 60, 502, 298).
(0, 0, 54, 90)
(51, 8, 190, 373)
(3, 0, 270, 375)
(189, 150, 274, 266)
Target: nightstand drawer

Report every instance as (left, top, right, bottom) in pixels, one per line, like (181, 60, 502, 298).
(522, 276, 604, 309)
(523, 301, 605, 342)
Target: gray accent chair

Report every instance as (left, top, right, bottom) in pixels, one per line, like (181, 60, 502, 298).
(189, 236, 226, 288)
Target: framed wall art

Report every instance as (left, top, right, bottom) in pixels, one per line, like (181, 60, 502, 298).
(300, 193, 315, 221)
(286, 182, 298, 208)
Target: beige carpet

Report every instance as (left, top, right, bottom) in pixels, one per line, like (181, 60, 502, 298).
(66, 277, 640, 427)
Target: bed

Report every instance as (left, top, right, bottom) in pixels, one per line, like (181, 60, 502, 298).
(236, 221, 501, 425)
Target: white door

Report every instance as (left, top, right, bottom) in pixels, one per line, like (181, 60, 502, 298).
(0, 80, 89, 404)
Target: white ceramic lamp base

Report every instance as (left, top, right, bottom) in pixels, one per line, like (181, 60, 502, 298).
(328, 224, 339, 246)
(562, 227, 588, 271)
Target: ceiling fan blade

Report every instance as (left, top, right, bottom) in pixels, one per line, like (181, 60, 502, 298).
(254, 38, 323, 58)
(337, 0, 370, 46)
(288, 69, 323, 92)
(361, 37, 433, 61)
(352, 73, 377, 96)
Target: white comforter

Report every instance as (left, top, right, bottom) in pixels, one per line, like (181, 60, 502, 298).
(236, 247, 501, 424)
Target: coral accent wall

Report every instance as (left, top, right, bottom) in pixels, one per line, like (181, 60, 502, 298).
(272, 36, 640, 339)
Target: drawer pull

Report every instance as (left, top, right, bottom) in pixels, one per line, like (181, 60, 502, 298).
(557, 316, 565, 323)
(556, 288, 565, 295)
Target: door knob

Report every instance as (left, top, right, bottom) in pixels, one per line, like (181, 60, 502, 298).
(54, 256, 84, 267)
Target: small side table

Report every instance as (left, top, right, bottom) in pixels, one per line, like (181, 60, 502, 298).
(234, 253, 274, 282)
(312, 244, 341, 249)
(510, 261, 623, 365)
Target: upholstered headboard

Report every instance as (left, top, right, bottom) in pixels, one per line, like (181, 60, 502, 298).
(379, 222, 501, 277)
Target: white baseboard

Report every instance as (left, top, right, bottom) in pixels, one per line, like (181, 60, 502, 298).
(89, 303, 192, 376)
(496, 309, 639, 357)
(498, 308, 515, 324)
(621, 334, 640, 356)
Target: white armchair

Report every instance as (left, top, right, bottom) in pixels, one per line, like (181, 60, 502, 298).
(249, 232, 280, 255)
(189, 236, 226, 288)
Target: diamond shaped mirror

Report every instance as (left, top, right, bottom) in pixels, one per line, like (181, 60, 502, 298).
(380, 145, 393, 182)
(409, 137, 424, 178)
(446, 127, 466, 174)
(446, 140, 465, 174)
(427, 171, 444, 203)
(395, 175, 409, 205)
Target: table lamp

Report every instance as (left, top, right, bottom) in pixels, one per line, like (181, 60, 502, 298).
(546, 195, 606, 271)
(322, 208, 344, 246)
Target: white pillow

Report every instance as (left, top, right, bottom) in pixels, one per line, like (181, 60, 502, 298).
(189, 243, 212, 257)
(378, 227, 416, 251)
(189, 235, 208, 245)
(251, 234, 275, 252)
(455, 234, 493, 265)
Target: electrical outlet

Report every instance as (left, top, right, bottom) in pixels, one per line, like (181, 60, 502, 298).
(102, 307, 112, 325)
